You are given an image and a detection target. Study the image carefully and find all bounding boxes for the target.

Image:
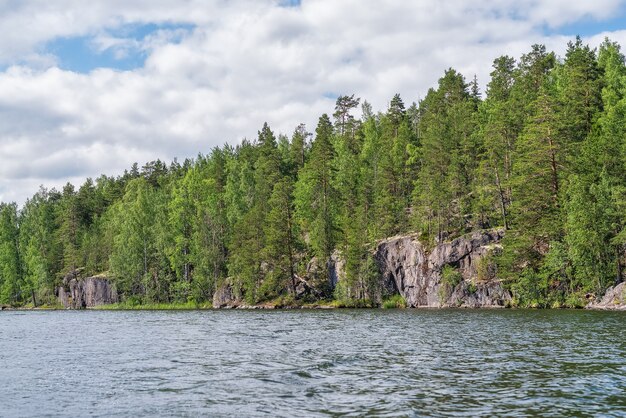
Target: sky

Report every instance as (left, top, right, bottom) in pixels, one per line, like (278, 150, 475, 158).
(1, 0, 626, 204)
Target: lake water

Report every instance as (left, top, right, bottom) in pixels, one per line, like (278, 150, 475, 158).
(0, 309, 624, 417)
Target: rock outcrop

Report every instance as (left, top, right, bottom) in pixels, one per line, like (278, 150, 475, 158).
(296, 251, 344, 299)
(57, 271, 118, 309)
(445, 281, 511, 308)
(211, 230, 510, 309)
(587, 282, 626, 310)
(374, 229, 510, 307)
(212, 282, 240, 308)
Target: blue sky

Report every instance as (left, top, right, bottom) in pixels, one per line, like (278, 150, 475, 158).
(45, 23, 195, 72)
(545, 11, 626, 36)
(31, 3, 626, 75)
(1, 0, 626, 204)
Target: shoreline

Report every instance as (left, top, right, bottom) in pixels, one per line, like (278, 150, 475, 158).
(2, 304, 625, 311)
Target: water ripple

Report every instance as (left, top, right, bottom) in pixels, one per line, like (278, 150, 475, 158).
(0, 309, 624, 417)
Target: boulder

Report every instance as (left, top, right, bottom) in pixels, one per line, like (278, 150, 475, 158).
(587, 282, 626, 310)
(212, 282, 240, 308)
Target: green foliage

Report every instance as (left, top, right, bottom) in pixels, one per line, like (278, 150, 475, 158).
(0, 203, 21, 304)
(382, 294, 407, 309)
(294, 114, 340, 272)
(438, 265, 463, 303)
(413, 69, 477, 240)
(565, 173, 617, 294)
(1, 38, 625, 307)
(476, 252, 497, 282)
(96, 300, 208, 310)
(441, 265, 463, 287)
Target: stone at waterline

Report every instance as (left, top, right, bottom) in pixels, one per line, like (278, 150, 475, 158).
(212, 282, 241, 308)
(587, 282, 626, 310)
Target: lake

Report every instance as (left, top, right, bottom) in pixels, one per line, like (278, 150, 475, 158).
(0, 309, 624, 417)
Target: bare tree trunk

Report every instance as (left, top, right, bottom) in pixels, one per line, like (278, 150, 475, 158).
(494, 167, 509, 230)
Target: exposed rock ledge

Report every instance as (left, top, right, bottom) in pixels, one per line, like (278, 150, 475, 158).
(587, 282, 626, 311)
(214, 229, 511, 309)
(375, 229, 510, 308)
(57, 270, 118, 309)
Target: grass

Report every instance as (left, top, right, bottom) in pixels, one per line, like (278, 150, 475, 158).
(329, 298, 377, 308)
(95, 300, 212, 310)
(382, 294, 407, 309)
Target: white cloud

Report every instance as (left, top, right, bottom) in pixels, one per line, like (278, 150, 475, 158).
(1, 0, 626, 203)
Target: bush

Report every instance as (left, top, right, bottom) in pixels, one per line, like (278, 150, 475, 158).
(477, 254, 497, 282)
(441, 265, 462, 287)
(382, 294, 407, 309)
(564, 292, 585, 308)
(439, 265, 462, 303)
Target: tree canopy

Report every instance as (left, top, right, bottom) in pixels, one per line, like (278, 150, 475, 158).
(2, 38, 626, 308)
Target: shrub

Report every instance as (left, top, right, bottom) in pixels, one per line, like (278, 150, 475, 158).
(477, 254, 497, 282)
(382, 294, 407, 309)
(441, 265, 462, 287)
(439, 265, 463, 304)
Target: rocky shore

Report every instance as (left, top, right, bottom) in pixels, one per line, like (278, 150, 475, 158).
(43, 229, 624, 311)
(213, 229, 512, 309)
(586, 282, 626, 311)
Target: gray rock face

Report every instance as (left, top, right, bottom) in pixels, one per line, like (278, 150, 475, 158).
(212, 282, 240, 308)
(374, 229, 510, 307)
(57, 271, 117, 309)
(587, 282, 626, 310)
(446, 281, 511, 308)
(57, 286, 70, 308)
(299, 251, 344, 298)
(211, 230, 510, 309)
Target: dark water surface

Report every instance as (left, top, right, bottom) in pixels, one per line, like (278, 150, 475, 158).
(0, 309, 624, 417)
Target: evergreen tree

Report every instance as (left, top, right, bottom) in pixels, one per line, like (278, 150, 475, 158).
(479, 55, 517, 229)
(295, 114, 339, 282)
(263, 178, 299, 296)
(413, 69, 476, 240)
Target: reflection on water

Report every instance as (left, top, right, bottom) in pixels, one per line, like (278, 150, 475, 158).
(0, 309, 624, 417)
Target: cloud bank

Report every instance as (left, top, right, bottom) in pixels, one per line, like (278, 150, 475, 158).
(1, 0, 626, 203)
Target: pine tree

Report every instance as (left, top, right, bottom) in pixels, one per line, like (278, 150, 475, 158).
(263, 178, 299, 296)
(556, 37, 602, 152)
(295, 114, 339, 282)
(479, 55, 517, 229)
(229, 123, 282, 303)
(413, 69, 476, 240)
(511, 81, 563, 241)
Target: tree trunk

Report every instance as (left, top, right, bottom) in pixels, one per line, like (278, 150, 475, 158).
(494, 167, 509, 230)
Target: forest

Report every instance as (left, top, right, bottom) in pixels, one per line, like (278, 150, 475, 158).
(1, 37, 625, 308)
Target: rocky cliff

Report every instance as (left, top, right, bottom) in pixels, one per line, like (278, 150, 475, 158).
(213, 229, 510, 308)
(374, 229, 510, 307)
(57, 271, 118, 309)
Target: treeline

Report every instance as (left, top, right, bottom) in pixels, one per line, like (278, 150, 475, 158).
(2, 37, 626, 308)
